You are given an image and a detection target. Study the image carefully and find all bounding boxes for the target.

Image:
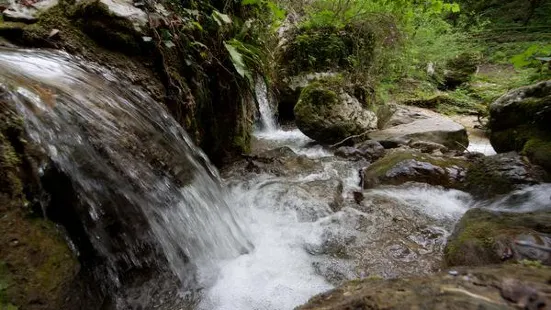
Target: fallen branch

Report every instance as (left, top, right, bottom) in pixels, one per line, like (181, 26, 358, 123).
(330, 130, 372, 149)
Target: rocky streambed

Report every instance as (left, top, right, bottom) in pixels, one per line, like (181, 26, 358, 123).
(191, 101, 551, 309)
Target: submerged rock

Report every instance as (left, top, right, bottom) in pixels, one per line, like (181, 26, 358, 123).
(489, 80, 551, 174)
(294, 80, 378, 144)
(335, 140, 385, 161)
(445, 208, 551, 267)
(298, 265, 551, 309)
(360, 151, 468, 189)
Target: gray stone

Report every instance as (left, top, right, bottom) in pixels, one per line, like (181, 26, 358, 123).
(335, 140, 385, 161)
(294, 81, 378, 144)
(369, 114, 468, 151)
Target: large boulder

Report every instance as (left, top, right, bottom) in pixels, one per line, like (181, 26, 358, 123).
(489, 80, 551, 173)
(463, 152, 547, 199)
(360, 151, 468, 189)
(369, 106, 469, 151)
(294, 80, 378, 144)
(298, 264, 551, 309)
(445, 208, 551, 267)
(276, 24, 376, 121)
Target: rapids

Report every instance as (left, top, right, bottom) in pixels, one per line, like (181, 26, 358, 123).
(1, 47, 549, 310)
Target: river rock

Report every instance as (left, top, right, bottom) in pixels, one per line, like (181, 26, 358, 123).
(306, 183, 466, 285)
(335, 140, 385, 161)
(463, 152, 547, 199)
(489, 80, 551, 174)
(368, 113, 468, 151)
(298, 265, 551, 309)
(2, 0, 58, 23)
(360, 151, 468, 189)
(223, 146, 320, 178)
(445, 208, 551, 267)
(294, 80, 378, 144)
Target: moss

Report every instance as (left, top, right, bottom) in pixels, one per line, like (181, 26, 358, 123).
(0, 103, 79, 309)
(522, 136, 551, 172)
(362, 151, 469, 189)
(369, 151, 468, 177)
(445, 209, 551, 267)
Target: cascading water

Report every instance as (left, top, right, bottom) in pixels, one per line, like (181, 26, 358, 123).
(0, 48, 251, 304)
(255, 78, 278, 133)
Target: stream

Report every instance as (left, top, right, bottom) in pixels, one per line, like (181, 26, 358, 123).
(198, 81, 482, 309)
(1, 48, 549, 310)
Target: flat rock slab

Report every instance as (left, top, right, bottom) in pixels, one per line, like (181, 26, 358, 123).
(369, 115, 468, 151)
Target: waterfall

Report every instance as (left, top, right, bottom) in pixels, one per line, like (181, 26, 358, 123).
(0, 48, 252, 294)
(255, 78, 277, 132)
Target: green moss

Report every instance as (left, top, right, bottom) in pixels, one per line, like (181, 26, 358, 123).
(0, 104, 79, 308)
(362, 151, 470, 189)
(369, 152, 468, 177)
(445, 209, 551, 267)
(523, 137, 551, 172)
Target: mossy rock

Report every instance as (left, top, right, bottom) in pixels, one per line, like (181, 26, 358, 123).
(489, 80, 551, 173)
(463, 152, 547, 199)
(445, 208, 551, 267)
(361, 151, 469, 189)
(441, 52, 481, 89)
(0, 101, 80, 309)
(294, 79, 378, 144)
(298, 264, 551, 309)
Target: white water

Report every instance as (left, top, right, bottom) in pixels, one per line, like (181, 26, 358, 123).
(255, 79, 278, 132)
(199, 84, 478, 309)
(0, 48, 251, 293)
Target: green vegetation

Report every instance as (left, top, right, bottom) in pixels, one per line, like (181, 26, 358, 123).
(270, 0, 551, 117)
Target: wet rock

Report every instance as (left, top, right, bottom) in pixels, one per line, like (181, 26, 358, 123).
(0, 101, 83, 309)
(360, 151, 468, 189)
(223, 146, 320, 178)
(298, 265, 551, 310)
(294, 79, 378, 144)
(369, 111, 468, 151)
(489, 80, 551, 174)
(335, 140, 385, 161)
(445, 208, 551, 267)
(463, 152, 547, 199)
(308, 183, 470, 285)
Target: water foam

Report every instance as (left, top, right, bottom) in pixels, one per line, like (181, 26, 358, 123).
(198, 182, 333, 310)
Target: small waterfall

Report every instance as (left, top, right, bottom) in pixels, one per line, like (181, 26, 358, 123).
(255, 78, 277, 132)
(0, 48, 251, 295)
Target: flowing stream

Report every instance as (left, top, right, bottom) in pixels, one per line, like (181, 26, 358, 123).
(1, 48, 549, 310)
(0, 48, 251, 305)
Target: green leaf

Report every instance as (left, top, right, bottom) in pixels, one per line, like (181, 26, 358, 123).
(242, 0, 260, 5)
(224, 42, 252, 82)
(212, 10, 232, 26)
